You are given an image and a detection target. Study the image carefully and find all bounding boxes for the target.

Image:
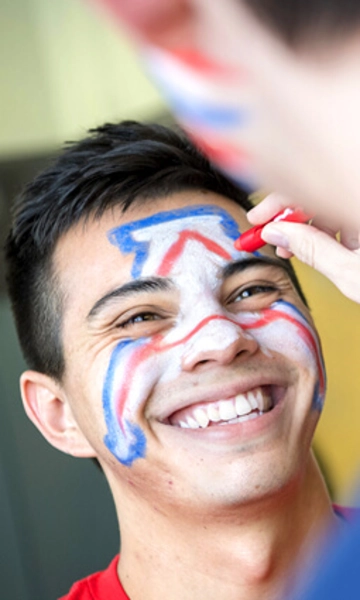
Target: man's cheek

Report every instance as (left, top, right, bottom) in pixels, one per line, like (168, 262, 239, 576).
(239, 301, 326, 410)
(101, 337, 181, 467)
(102, 338, 153, 467)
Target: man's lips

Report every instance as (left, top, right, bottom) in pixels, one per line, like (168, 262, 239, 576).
(159, 384, 286, 430)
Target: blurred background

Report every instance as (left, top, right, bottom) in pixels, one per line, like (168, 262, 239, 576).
(0, 1, 359, 598)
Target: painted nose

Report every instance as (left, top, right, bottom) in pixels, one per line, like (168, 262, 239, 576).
(181, 316, 258, 371)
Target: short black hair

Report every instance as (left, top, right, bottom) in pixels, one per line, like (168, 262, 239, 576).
(242, 0, 360, 47)
(5, 120, 307, 382)
(4, 121, 253, 381)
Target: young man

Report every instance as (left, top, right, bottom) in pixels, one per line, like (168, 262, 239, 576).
(5, 121, 343, 600)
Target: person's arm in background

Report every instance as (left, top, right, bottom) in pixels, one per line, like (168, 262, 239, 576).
(248, 193, 360, 303)
(88, 0, 360, 306)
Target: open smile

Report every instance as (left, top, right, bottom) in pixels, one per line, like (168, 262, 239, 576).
(164, 385, 285, 430)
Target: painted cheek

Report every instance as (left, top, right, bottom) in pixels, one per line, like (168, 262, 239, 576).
(142, 44, 258, 191)
(237, 300, 326, 410)
(102, 334, 176, 466)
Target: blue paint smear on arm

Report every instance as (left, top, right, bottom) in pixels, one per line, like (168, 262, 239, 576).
(161, 91, 249, 129)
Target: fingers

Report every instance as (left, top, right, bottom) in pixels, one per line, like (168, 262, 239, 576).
(247, 193, 295, 225)
(261, 221, 360, 303)
(339, 226, 360, 251)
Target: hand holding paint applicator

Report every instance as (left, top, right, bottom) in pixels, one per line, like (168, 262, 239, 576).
(242, 195, 360, 303)
(235, 207, 314, 252)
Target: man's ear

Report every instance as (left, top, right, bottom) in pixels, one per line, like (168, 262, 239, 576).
(20, 370, 96, 458)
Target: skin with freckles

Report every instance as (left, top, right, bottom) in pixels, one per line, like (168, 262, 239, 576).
(102, 203, 325, 467)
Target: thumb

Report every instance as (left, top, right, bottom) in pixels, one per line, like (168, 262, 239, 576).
(261, 222, 360, 303)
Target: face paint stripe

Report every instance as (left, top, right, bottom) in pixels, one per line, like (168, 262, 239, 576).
(102, 338, 134, 432)
(113, 317, 238, 427)
(102, 338, 148, 466)
(115, 336, 162, 423)
(108, 205, 240, 279)
(260, 300, 326, 390)
(240, 306, 325, 398)
(114, 318, 234, 423)
(157, 230, 232, 276)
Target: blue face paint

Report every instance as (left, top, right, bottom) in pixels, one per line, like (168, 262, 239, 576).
(102, 339, 147, 466)
(101, 204, 325, 467)
(108, 205, 240, 279)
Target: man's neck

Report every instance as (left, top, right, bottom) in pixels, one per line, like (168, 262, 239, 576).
(112, 456, 337, 600)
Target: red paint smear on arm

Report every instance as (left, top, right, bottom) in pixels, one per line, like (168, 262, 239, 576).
(167, 48, 243, 77)
(188, 131, 250, 171)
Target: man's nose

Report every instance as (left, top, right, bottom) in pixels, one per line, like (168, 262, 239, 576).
(181, 316, 259, 372)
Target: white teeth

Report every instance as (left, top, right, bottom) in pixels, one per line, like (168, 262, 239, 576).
(256, 388, 269, 411)
(193, 407, 210, 428)
(175, 387, 273, 429)
(207, 404, 221, 422)
(218, 400, 237, 421)
(255, 388, 264, 411)
(219, 412, 258, 426)
(187, 416, 200, 429)
(247, 390, 258, 410)
(235, 393, 252, 416)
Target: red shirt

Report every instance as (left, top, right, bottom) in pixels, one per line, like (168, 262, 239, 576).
(58, 555, 127, 599)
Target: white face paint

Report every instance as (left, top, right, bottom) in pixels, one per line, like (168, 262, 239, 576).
(102, 204, 325, 466)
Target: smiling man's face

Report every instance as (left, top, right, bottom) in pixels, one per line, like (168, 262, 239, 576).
(54, 190, 325, 510)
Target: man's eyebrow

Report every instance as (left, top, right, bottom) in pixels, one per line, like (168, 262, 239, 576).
(222, 256, 294, 279)
(87, 277, 174, 320)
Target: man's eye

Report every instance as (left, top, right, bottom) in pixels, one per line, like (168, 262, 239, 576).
(234, 284, 277, 301)
(117, 312, 160, 329)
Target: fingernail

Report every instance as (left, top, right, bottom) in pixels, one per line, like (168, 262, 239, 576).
(261, 224, 290, 250)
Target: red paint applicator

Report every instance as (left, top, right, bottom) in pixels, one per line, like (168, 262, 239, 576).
(235, 207, 314, 253)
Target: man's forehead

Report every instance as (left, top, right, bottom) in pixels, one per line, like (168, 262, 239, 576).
(107, 204, 242, 279)
(54, 195, 282, 286)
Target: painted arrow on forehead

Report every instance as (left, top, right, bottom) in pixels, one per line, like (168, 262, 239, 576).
(108, 204, 240, 278)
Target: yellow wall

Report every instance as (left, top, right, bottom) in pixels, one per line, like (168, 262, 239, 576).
(294, 259, 360, 503)
(0, 0, 165, 157)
